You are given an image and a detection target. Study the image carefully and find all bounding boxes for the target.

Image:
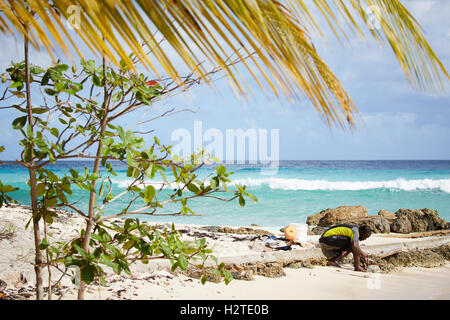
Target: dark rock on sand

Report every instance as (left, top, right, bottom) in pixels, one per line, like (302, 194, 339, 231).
(199, 226, 221, 233)
(231, 271, 254, 281)
(431, 244, 450, 260)
(285, 262, 301, 269)
(338, 216, 390, 234)
(378, 209, 396, 221)
(184, 268, 222, 283)
(301, 261, 314, 269)
(257, 262, 285, 278)
(390, 216, 412, 234)
(0, 279, 6, 291)
(394, 208, 447, 232)
(310, 226, 327, 235)
(365, 216, 390, 233)
(316, 206, 368, 227)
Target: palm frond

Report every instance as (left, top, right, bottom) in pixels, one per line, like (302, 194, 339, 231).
(0, 0, 447, 128)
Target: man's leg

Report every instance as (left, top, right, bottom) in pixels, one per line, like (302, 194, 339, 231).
(351, 247, 366, 272)
(328, 250, 350, 267)
(320, 236, 352, 268)
(320, 243, 341, 267)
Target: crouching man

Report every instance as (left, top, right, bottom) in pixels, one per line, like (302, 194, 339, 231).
(319, 224, 375, 272)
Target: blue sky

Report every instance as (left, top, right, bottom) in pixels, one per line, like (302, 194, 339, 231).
(0, 0, 449, 161)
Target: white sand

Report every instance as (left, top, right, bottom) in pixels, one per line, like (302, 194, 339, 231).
(1, 205, 449, 300)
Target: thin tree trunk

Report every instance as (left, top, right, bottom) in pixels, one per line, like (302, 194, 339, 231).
(24, 33, 44, 300)
(77, 55, 109, 300)
(43, 218, 52, 300)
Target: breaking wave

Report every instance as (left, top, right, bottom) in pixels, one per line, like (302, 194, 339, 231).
(231, 178, 450, 193)
(111, 177, 450, 193)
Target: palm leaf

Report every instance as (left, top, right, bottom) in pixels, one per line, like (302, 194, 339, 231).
(0, 0, 447, 128)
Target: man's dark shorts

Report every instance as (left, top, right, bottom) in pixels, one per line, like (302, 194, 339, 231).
(319, 235, 352, 260)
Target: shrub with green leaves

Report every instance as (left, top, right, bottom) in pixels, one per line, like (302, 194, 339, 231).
(0, 57, 257, 298)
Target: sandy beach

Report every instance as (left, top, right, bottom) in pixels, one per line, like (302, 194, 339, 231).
(1, 205, 449, 300)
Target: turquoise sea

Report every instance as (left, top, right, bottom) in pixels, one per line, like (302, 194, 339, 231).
(1, 160, 449, 229)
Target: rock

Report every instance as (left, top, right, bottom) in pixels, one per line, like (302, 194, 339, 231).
(385, 249, 446, 268)
(306, 209, 329, 226)
(339, 216, 390, 234)
(285, 262, 301, 269)
(184, 268, 222, 283)
(394, 208, 447, 232)
(307, 258, 328, 266)
(447, 223, 450, 230)
(199, 226, 220, 233)
(378, 209, 396, 221)
(242, 263, 258, 274)
(301, 261, 314, 269)
(217, 226, 274, 236)
(257, 263, 285, 278)
(0, 279, 6, 291)
(226, 264, 245, 273)
(366, 216, 390, 234)
(310, 226, 327, 235)
(233, 264, 244, 273)
(231, 271, 254, 281)
(317, 206, 368, 227)
(420, 208, 447, 230)
(199, 226, 274, 236)
(390, 216, 412, 234)
(220, 227, 234, 233)
(370, 244, 450, 273)
(13, 283, 24, 289)
(431, 244, 450, 261)
(398, 209, 428, 232)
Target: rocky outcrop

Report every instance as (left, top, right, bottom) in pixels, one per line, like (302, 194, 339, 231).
(315, 206, 368, 227)
(338, 216, 391, 234)
(257, 262, 286, 278)
(393, 208, 447, 233)
(378, 209, 396, 221)
(390, 216, 412, 234)
(420, 209, 448, 230)
(183, 268, 223, 283)
(308, 207, 447, 234)
(306, 209, 329, 226)
(432, 244, 450, 260)
(381, 248, 446, 270)
(306, 206, 392, 233)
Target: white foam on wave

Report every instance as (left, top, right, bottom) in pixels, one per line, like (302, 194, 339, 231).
(111, 179, 166, 188)
(110, 177, 450, 193)
(231, 178, 450, 193)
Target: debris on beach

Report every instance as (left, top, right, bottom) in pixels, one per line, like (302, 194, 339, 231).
(200, 226, 274, 237)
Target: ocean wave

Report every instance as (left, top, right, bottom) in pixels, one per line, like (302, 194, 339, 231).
(112, 180, 171, 189)
(231, 178, 450, 193)
(110, 177, 450, 193)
